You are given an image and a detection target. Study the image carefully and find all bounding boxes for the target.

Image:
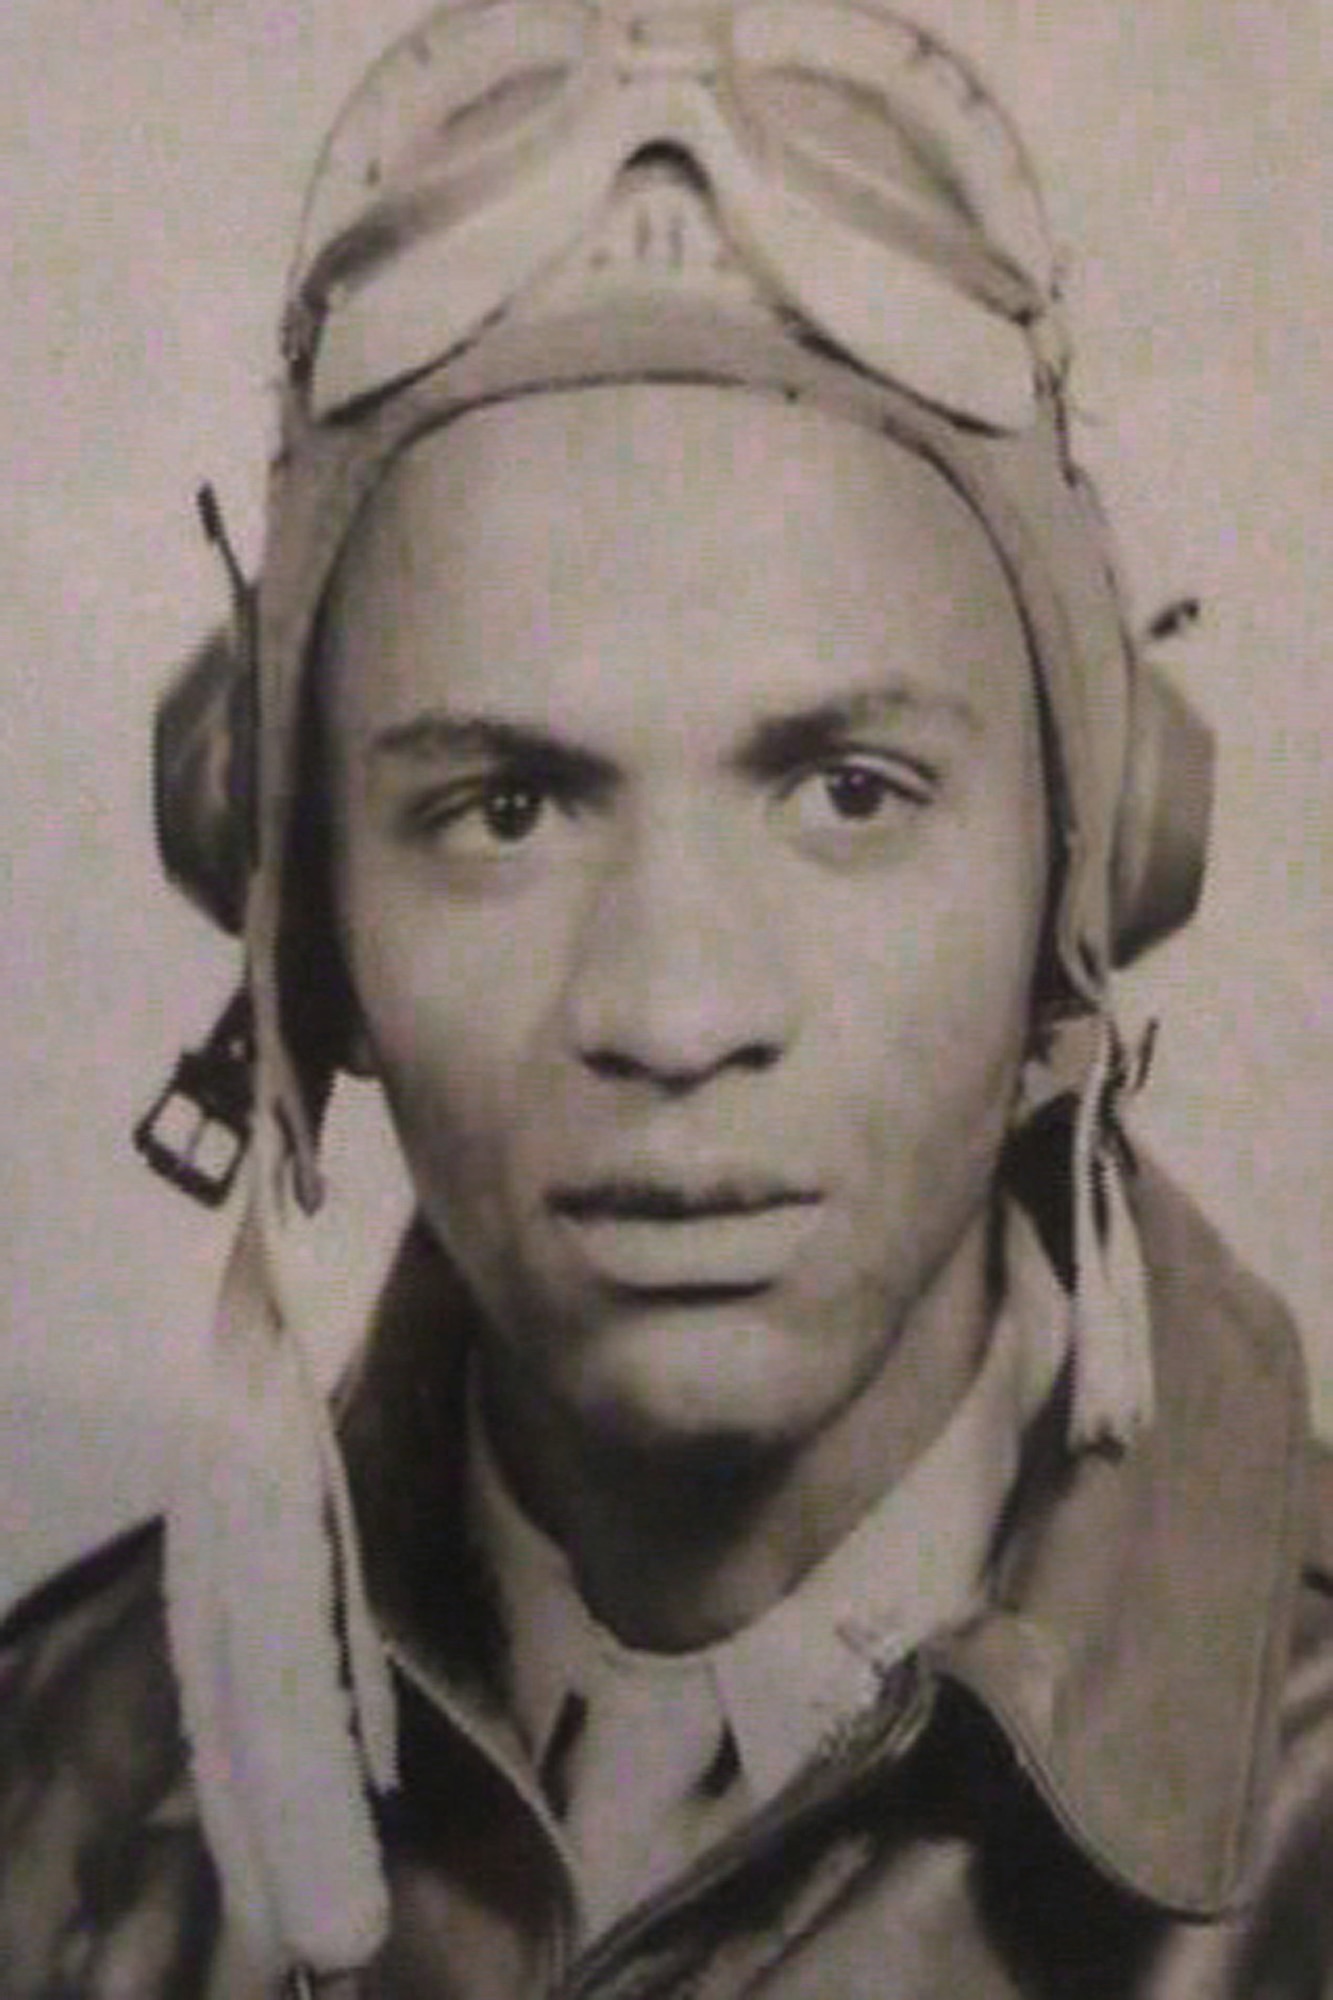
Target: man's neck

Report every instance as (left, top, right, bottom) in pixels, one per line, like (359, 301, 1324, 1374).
(480, 1217, 996, 1654)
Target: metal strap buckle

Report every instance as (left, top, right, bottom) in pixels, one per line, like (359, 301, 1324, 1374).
(133, 986, 254, 1207)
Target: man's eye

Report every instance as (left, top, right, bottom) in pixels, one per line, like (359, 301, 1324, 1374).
(780, 756, 933, 842)
(402, 775, 562, 854)
(476, 780, 547, 843)
(818, 764, 903, 821)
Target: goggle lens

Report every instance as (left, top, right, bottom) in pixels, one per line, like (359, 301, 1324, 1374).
(290, 0, 1061, 430)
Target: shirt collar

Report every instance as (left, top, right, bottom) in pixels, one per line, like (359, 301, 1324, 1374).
(467, 1205, 1068, 1811)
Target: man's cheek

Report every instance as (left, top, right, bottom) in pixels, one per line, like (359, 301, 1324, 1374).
(380, 1050, 487, 1196)
(388, 1058, 538, 1251)
(849, 1048, 1007, 1239)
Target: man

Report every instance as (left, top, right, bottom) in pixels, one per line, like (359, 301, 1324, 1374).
(2, 3, 1331, 1995)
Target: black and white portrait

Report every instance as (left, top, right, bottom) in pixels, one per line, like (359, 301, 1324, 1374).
(1, 4, 1330, 1995)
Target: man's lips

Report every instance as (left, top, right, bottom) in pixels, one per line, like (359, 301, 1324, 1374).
(548, 1178, 822, 1223)
(546, 1178, 823, 1290)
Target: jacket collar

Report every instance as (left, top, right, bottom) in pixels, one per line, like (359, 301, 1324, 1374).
(938, 1158, 1310, 1916)
(338, 1159, 1310, 1921)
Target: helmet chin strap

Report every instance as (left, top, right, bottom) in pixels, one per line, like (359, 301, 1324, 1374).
(1016, 999, 1158, 1450)
(1066, 1011, 1156, 1447)
(164, 1106, 396, 1984)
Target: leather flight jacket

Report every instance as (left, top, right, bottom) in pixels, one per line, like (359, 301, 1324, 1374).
(3, 1160, 1333, 1998)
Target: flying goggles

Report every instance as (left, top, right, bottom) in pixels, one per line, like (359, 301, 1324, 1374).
(286, 0, 1066, 426)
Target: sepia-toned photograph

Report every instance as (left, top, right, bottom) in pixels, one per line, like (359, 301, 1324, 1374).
(1, 3, 1330, 1993)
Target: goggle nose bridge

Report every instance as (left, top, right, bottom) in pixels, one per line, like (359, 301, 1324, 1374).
(611, 0, 729, 76)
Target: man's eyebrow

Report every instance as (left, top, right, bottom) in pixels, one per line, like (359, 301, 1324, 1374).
(734, 682, 982, 779)
(367, 681, 979, 781)
(368, 711, 617, 789)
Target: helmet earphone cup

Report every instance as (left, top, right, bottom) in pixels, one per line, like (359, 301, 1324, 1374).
(153, 625, 250, 940)
(153, 620, 360, 1084)
(1110, 656, 1215, 966)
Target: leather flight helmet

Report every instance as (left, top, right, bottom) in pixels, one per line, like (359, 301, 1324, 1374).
(144, 0, 1215, 1209)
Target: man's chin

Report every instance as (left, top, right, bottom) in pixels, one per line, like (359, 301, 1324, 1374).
(568, 1303, 835, 1466)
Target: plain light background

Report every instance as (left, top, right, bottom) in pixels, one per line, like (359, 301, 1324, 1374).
(1, 0, 1329, 1607)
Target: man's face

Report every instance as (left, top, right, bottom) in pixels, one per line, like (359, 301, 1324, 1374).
(323, 385, 1047, 1464)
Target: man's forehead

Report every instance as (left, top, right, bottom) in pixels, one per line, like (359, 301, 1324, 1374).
(325, 382, 1022, 661)
(318, 382, 1033, 765)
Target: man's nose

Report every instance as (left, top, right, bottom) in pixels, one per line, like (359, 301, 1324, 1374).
(565, 813, 798, 1090)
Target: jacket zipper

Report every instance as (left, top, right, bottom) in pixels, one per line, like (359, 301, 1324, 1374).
(552, 1659, 938, 2000)
(386, 1636, 583, 1981)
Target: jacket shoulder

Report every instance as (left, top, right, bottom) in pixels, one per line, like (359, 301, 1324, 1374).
(1304, 1440, 1333, 1594)
(0, 1519, 177, 1747)
(1132, 1155, 1308, 1402)
(1, 1517, 161, 1644)
(0, 1522, 222, 1998)
(1131, 1159, 1333, 1591)
(0, 1519, 177, 1741)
